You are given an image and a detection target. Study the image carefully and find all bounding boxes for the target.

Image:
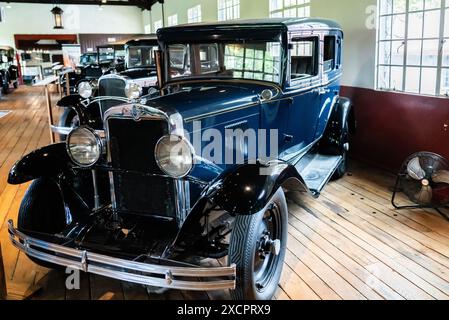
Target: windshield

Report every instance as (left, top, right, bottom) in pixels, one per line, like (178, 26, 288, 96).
(127, 46, 158, 68)
(98, 47, 114, 62)
(80, 54, 97, 65)
(166, 41, 283, 84)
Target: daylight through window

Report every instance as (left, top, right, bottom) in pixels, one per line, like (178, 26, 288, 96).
(376, 0, 449, 96)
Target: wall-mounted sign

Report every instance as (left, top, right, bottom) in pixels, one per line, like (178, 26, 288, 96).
(62, 44, 81, 69)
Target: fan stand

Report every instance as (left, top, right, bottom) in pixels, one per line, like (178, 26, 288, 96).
(391, 175, 449, 222)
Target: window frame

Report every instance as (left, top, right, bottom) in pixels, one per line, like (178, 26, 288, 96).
(218, 0, 240, 21)
(323, 35, 337, 73)
(288, 33, 321, 89)
(188, 4, 202, 24)
(376, 0, 449, 97)
(269, 0, 311, 18)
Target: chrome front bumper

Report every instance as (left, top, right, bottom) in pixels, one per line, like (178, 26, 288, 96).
(8, 220, 236, 291)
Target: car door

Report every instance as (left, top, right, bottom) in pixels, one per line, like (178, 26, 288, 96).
(314, 31, 343, 140)
(280, 33, 322, 163)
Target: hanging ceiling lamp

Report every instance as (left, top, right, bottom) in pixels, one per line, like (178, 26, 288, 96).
(51, 6, 64, 29)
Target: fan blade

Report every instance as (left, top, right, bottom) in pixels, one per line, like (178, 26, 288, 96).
(407, 157, 426, 180)
(432, 170, 449, 184)
(414, 182, 433, 205)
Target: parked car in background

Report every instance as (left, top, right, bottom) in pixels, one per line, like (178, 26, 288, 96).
(55, 36, 159, 139)
(79, 52, 98, 66)
(8, 19, 355, 300)
(0, 46, 19, 95)
(98, 43, 126, 72)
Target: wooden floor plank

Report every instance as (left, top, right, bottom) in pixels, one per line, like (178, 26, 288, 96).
(287, 212, 403, 300)
(291, 194, 443, 300)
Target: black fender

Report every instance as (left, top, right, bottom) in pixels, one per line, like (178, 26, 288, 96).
(8, 143, 72, 185)
(56, 94, 82, 108)
(320, 96, 355, 154)
(56, 95, 101, 126)
(167, 161, 308, 257)
(206, 161, 307, 215)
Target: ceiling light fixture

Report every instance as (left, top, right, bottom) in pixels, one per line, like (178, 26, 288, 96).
(51, 6, 64, 29)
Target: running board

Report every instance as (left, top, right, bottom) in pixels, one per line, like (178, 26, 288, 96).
(294, 153, 343, 197)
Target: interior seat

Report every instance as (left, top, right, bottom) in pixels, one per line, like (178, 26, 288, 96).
(291, 56, 314, 79)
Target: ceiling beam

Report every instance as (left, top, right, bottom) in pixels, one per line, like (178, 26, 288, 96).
(3, 1, 160, 10)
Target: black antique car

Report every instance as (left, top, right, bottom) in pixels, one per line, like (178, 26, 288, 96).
(55, 36, 159, 138)
(8, 19, 354, 300)
(0, 46, 19, 95)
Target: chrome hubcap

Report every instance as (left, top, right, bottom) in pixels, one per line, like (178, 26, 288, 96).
(253, 203, 282, 291)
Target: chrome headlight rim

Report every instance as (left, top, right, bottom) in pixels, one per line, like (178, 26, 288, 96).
(125, 82, 143, 100)
(77, 81, 93, 99)
(154, 134, 195, 178)
(66, 126, 102, 168)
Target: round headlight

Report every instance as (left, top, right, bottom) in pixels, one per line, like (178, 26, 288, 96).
(155, 135, 194, 178)
(125, 82, 142, 100)
(78, 81, 93, 99)
(67, 127, 101, 167)
(75, 68, 82, 75)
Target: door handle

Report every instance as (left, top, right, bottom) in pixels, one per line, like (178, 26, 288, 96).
(314, 87, 330, 95)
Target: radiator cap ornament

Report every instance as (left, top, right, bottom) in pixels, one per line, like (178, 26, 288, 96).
(131, 105, 143, 121)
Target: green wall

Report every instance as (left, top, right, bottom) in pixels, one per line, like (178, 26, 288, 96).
(143, 0, 377, 89)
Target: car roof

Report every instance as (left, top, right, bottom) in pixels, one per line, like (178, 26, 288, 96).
(172, 18, 341, 30)
(158, 18, 342, 42)
(125, 35, 158, 47)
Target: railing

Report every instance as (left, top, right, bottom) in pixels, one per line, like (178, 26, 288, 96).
(32, 68, 72, 144)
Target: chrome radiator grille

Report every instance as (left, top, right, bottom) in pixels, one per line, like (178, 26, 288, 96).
(98, 77, 126, 114)
(107, 118, 176, 218)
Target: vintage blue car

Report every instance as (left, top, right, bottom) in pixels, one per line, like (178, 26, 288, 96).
(7, 18, 354, 300)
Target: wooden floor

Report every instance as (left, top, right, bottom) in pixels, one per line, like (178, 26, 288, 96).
(1, 86, 449, 300)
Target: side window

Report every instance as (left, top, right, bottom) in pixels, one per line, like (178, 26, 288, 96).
(323, 36, 336, 72)
(290, 37, 319, 81)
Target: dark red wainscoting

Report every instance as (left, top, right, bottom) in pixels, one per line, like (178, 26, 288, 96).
(341, 86, 449, 172)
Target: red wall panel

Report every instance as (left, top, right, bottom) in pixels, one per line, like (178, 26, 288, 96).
(341, 86, 449, 172)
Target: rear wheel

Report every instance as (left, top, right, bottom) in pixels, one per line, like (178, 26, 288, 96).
(13, 81, 18, 89)
(18, 178, 67, 269)
(229, 188, 287, 300)
(331, 120, 349, 180)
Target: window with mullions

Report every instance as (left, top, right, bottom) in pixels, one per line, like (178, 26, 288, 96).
(188, 5, 202, 23)
(218, 0, 240, 21)
(269, 0, 310, 18)
(168, 14, 178, 26)
(377, 0, 449, 96)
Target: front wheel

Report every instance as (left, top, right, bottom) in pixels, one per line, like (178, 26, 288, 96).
(18, 178, 67, 269)
(229, 188, 288, 300)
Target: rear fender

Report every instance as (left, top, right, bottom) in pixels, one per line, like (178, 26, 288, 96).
(320, 96, 355, 153)
(8, 143, 72, 185)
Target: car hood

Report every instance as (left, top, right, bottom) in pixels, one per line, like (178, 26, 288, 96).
(146, 81, 277, 121)
(121, 67, 156, 79)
